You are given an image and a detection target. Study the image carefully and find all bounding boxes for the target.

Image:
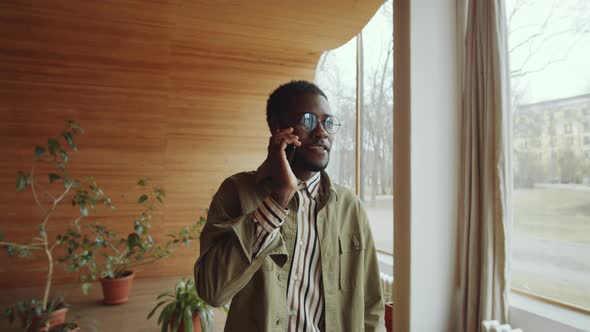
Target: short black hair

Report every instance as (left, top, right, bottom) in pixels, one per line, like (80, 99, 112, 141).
(266, 80, 328, 130)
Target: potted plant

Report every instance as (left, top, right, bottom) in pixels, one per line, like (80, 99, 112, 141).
(40, 322, 80, 332)
(58, 180, 204, 305)
(40, 312, 96, 332)
(147, 278, 215, 332)
(0, 120, 98, 330)
(5, 297, 69, 332)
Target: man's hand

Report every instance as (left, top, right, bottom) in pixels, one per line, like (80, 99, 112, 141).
(266, 127, 301, 208)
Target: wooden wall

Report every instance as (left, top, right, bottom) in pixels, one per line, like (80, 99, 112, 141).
(0, 0, 380, 288)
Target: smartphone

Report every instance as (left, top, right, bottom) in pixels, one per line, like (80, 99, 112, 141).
(285, 144, 296, 164)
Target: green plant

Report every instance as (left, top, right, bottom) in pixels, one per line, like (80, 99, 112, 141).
(147, 278, 214, 332)
(0, 120, 93, 323)
(58, 180, 205, 293)
(45, 322, 79, 332)
(0, 119, 203, 319)
(4, 296, 68, 330)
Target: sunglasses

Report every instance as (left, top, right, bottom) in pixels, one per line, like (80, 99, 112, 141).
(296, 112, 341, 134)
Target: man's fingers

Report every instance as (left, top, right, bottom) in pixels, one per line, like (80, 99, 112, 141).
(269, 134, 301, 150)
(274, 127, 293, 135)
(270, 132, 299, 144)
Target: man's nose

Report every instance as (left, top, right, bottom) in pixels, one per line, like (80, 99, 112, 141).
(312, 121, 329, 138)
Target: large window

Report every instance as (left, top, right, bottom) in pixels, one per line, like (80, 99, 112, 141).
(315, 1, 393, 258)
(506, 0, 590, 311)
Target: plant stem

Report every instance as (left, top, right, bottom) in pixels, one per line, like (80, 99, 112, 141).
(30, 167, 47, 215)
(88, 226, 122, 256)
(36, 169, 74, 311)
(0, 241, 45, 249)
(42, 241, 53, 311)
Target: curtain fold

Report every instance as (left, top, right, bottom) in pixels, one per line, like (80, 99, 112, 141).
(457, 1, 513, 331)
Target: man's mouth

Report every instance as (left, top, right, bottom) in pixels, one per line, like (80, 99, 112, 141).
(305, 144, 329, 152)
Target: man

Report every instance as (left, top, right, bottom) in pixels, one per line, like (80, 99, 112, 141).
(194, 80, 385, 332)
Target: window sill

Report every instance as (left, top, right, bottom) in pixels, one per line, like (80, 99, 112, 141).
(509, 291, 590, 332)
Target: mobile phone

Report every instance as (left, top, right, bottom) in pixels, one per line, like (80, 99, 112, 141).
(285, 144, 296, 164)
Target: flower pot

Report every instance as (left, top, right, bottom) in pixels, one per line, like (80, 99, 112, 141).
(171, 312, 202, 332)
(99, 271, 135, 305)
(26, 307, 68, 332)
(40, 323, 80, 332)
(385, 302, 393, 332)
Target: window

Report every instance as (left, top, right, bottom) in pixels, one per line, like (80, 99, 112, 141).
(506, 0, 590, 312)
(315, 1, 393, 264)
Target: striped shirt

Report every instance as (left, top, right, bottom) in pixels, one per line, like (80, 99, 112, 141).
(250, 172, 324, 332)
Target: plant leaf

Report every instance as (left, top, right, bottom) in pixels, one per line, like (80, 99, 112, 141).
(60, 149, 68, 162)
(127, 233, 142, 250)
(66, 120, 84, 133)
(49, 173, 61, 184)
(62, 131, 77, 150)
(81, 282, 92, 295)
(48, 138, 60, 155)
(80, 204, 89, 216)
(35, 146, 46, 159)
(16, 171, 27, 191)
(184, 307, 194, 332)
(147, 300, 168, 320)
(138, 194, 149, 204)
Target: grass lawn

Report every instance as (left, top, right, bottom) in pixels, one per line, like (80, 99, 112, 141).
(513, 187, 590, 244)
(512, 186, 590, 310)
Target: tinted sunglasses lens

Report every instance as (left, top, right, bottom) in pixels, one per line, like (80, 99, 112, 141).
(326, 116, 341, 134)
(300, 113, 316, 132)
(324, 117, 334, 131)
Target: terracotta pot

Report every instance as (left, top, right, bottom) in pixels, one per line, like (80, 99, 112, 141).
(26, 307, 68, 332)
(385, 302, 393, 332)
(40, 323, 80, 332)
(171, 312, 202, 332)
(99, 271, 135, 305)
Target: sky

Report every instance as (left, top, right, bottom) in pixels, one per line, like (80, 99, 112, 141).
(315, 0, 590, 106)
(506, 0, 590, 104)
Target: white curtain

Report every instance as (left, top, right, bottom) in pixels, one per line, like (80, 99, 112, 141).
(457, 0, 513, 331)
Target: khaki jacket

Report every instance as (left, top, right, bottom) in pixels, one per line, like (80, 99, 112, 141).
(194, 166, 385, 332)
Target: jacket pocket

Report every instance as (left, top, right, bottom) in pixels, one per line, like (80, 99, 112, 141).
(338, 233, 365, 290)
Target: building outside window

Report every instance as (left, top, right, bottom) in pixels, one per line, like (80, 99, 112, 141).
(506, 0, 590, 312)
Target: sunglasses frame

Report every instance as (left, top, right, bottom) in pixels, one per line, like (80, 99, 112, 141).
(297, 112, 342, 134)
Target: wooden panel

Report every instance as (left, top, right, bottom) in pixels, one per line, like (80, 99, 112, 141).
(0, 0, 380, 288)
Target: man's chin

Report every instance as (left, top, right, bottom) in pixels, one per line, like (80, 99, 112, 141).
(300, 157, 329, 172)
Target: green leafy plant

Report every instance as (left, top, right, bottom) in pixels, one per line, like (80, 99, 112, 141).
(58, 180, 205, 293)
(0, 120, 92, 325)
(5, 297, 68, 331)
(43, 322, 79, 332)
(147, 278, 215, 332)
(1, 119, 204, 324)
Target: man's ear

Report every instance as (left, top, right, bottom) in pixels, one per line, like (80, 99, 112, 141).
(269, 117, 280, 134)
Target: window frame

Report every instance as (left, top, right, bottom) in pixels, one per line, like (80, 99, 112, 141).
(355, 29, 394, 257)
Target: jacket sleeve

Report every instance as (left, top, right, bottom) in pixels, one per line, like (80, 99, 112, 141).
(360, 204, 387, 332)
(194, 176, 289, 307)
